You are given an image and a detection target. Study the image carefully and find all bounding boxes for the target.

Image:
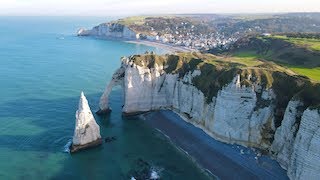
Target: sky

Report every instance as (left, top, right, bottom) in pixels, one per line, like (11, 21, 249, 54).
(0, 0, 319, 16)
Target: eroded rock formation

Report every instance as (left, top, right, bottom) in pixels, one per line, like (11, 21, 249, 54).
(70, 92, 102, 153)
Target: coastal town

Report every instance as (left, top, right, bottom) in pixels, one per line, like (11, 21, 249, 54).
(134, 21, 238, 50)
(137, 29, 238, 51)
(117, 16, 240, 51)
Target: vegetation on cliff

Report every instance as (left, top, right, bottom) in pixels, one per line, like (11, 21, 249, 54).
(209, 34, 320, 80)
(208, 34, 320, 124)
(130, 49, 320, 126)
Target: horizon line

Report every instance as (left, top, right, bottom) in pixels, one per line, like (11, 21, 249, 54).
(0, 11, 320, 17)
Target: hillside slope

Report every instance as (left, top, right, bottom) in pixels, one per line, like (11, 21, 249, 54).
(209, 34, 320, 82)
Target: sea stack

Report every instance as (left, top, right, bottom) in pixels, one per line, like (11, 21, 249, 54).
(70, 92, 102, 153)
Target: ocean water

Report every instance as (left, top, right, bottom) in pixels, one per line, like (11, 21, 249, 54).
(0, 17, 212, 179)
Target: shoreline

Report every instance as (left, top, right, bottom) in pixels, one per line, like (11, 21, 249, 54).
(125, 40, 196, 53)
(142, 110, 288, 180)
(78, 35, 196, 53)
(153, 127, 218, 179)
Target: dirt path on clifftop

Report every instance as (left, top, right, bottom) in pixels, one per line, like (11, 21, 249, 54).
(143, 110, 288, 180)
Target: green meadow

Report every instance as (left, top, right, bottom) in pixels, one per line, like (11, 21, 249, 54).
(287, 66, 320, 81)
(272, 35, 320, 51)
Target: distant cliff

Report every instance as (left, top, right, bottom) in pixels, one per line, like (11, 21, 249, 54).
(77, 22, 137, 39)
(98, 53, 320, 180)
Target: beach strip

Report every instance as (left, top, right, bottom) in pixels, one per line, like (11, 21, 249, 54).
(143, 110, 288, 180)
(125, 40, 195, 52)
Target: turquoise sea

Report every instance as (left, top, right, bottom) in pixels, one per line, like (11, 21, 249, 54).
(0, 17, 211, 179)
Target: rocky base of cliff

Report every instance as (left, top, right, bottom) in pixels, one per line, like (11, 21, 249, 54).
(70, 138, 103, 153)
(96, 108, 112, 115)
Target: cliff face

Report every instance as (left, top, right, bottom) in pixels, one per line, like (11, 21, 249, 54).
(288, 109, 320, 179)
(271, 101, 303, 167)
(99, 54, 320, 179)
(272, 104, 320, 180)
(77, 23, 137, 39)
(100, 56, 276, 147)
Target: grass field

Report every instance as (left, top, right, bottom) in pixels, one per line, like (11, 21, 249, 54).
(116, 16, 146, 26)
(287, 66, 320, 81)
(231, 52, 264, 66)
(231, 51, 320, 82)
(228, 40, 320, 82)
(272, 35, 320, 51)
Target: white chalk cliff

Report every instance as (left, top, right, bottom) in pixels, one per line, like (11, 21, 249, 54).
(77, 23, 136, 39)
(272, 103, 320, 180)
(71, 92, 102, 152)
(99, 56, 320, 179)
